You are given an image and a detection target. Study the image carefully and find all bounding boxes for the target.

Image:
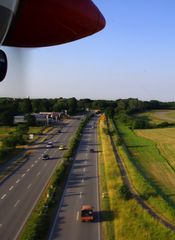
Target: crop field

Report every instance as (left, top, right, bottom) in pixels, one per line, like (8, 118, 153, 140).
(115, 117, 175, 225)
(137, 110, 175, 124)
(136, 128, 175, 196)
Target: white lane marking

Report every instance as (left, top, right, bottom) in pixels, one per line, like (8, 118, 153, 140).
(31, 164, 34, 168)
(0, 224, 2, 228)
(37, 158, 40, 161)
(27, 184, 32, 189)
(44, 163, 48, 167)
(21, 173, 25, 178)
(1, 194, 6, 200)
(37, 172, 41, 177)
(76, 211, 79, 221)
(83, 168, 86, 172)
(82, 179, 84, 183)
(14, 200, 20, 208)
(80, 192, 82, 198)
(9, 186, 14, 191)
(16, 179, 20, 184)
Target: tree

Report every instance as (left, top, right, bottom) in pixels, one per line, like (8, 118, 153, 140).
(0, 110, 14, 125)
(16, 124, 29, 135)
(25, 114, 36, 126)
(67, 97, 77, 114)
(18, 98, 32, 114)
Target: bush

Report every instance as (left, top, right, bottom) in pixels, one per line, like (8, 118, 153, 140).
(119, 184, 132, 200)
(132, 118, 151, 129)
(116, 137, 122, 146)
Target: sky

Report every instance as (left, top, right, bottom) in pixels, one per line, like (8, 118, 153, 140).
(1, 0, 175, 101)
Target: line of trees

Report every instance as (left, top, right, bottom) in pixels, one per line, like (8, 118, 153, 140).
(1, 97, 175, 126)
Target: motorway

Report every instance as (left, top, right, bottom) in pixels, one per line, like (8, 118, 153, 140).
(49, 117, 100, 240)
(0, 117, 81, 240)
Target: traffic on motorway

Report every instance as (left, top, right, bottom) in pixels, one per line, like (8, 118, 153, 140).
(49, 117, 100, 240)
(0, 117, 82, 240)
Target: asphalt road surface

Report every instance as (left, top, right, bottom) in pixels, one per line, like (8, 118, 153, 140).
(0, 117, 81, 240)
(49, 116, 100, 240)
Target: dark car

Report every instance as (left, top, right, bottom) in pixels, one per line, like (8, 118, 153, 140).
(42, 154, 49, 160)
(90, 149, 94, 152)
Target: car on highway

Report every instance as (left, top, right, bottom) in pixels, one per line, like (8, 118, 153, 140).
(58, 144, 66, 150)
(90, 148, 94, 152)
(80, 205, 94, 222)
(42, 154, 50, 160)
(46, 142, 53, 148)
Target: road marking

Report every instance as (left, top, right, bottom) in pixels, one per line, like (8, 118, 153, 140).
(16, 179, 20, 184)
(21, 173, 25, 178)
(82, 179, 84, 183)
(14, 200, 20, 208)
(44, 163, 48, 167)
(27, 184, 32, 189)
(83, 168, 86, 172)
(35, 160, 38, 163)
(27, 168, 30, 172)
(76, 211, 79, 221)
(0, 224, 2, 228)
(1, 194, 6, 200)
(9, 186, 14, 191)
(80, 192, 82, 198)
(37, 172, 41, 177)
(31, 164, 34, 168)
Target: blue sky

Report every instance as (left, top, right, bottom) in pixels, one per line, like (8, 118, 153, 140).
(1, 0, 175, 101)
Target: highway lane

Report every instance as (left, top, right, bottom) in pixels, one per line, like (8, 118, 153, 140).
(49, 116, 100, 240)
(0, 117, 82, 240)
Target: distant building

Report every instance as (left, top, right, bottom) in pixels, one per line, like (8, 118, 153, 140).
(14, 112, 67, 125)
(14, 116, 27, 124)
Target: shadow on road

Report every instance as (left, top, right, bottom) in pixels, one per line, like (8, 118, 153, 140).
(93, 210, 115, 222)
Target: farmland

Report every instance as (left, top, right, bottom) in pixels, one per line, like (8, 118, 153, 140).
(137, 110, 175, 124)
(136, 128, 175, 197)
(114, 109, 175, 226)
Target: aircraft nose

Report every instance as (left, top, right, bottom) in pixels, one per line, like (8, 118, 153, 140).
(3, 0, 106, 47)
(97, 12, 106, 32)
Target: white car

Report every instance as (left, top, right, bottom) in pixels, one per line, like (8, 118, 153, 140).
(59, 145, 66, 150)
(46, 142, 53, 148)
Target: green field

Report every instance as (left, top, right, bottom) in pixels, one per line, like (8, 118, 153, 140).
(98, 119, 175, 239)
(136, 128, 175, 198)
(0, 126, 43, 146)
(115, 116, 175, 224)
(137, 110, 175, 124)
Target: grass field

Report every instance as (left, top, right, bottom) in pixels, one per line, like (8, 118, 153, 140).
(137, 110, 175, 124)
(0, 126, 44, 146)
(115, 118, 175, 224)
(98, 119, 175, 239)
(136, 128, 175, 197)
